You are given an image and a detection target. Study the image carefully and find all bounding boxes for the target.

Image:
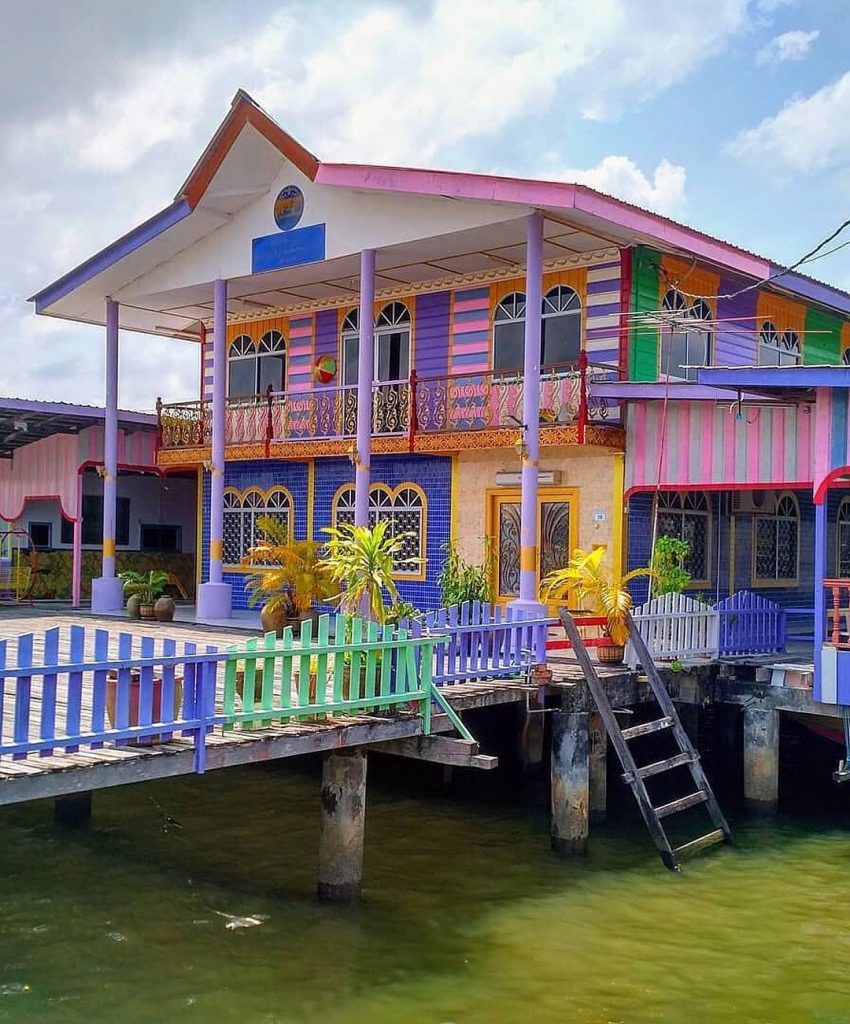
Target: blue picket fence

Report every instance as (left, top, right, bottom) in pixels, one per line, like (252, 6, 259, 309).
(714, 590, 786, 658)
(399, 601, 549, 684)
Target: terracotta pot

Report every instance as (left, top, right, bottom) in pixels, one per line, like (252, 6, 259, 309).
(126, 594, 142, 620)
(260, 602, 289, 636)
(139, 604, 157, 621)
(154, 595, 176, 622)
(106, 672, 184, 743)
(597, 643, 625, 666)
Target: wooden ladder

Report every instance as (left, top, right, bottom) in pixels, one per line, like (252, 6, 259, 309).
(558, 609, 732, 871)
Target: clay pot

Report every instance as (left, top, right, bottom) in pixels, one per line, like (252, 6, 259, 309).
(126, 594, 142, 620)
(260, 602, 289, 636)
(596, 642, 625, 666)
(139, 604, 157, 621)
(154, 595, 176, 622)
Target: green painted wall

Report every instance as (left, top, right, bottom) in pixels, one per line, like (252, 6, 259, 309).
(803, 305, 842, 365)
(629, 245, 661, 381)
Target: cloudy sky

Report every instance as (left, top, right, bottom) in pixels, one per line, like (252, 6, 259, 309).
(2, 0, 849, 411)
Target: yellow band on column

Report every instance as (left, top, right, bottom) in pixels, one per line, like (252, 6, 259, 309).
(210, 539, 223, 561)
(356, 462, 370, 472)
(522, 458, 538, 469)
(520, 545, 537, 572)
(102, 538, 116, 558)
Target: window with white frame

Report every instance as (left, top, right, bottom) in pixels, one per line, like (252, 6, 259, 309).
(493, 292, 527, 372)
(758, 321, 800, 367)
(341, 310, 360, 386)
(541, 285, 582, 366)
(657, 491, 711, 582)
(222, 487, 292, 566)
(753, 493, 799, 583)
(227, 331, 286, 398)
(837, 498, 850, 577)
(658, 289, 712, 381)
(375, 303, 411, 383)
(331, 483, 424, 575)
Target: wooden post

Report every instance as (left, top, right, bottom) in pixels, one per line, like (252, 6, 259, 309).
(743, 705, 779, 811)
(588, 711, 607, 824)
(317, 748, 368, 901)
(54, 791, 92, 826)
(550, 711, 589, 856)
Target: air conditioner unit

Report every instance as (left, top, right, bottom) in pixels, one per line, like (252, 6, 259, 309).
(731, 490, 773, 514)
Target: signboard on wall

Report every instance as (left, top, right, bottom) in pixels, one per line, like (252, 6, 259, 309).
(251, 183, 326, 273)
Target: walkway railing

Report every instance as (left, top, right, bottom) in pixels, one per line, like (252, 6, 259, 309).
(824, 579, 850, 648)
(157, 358, 619, 451)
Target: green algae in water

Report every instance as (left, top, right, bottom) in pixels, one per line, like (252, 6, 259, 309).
(1, 766, 849, 1024)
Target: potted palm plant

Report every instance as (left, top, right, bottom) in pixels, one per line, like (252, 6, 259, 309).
(118, 570, 172, 621)
(542, 547, 654, 665)
(242, 516, 336, 635)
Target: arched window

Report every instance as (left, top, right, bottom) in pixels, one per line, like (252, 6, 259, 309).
(227, 331, 286, 397)
(331, 482, 425, 576)
(493, 292, 527, 372)
(659, 289, 712, 381)
(541, 285, 582, 366)
(759, 321, 800, 367)
(222, 487, 293, 566)
(375, 302, 411, 383)
(341, 310, 359, 386)
(837, 498, 850, 577)
(657, 491, 711, 583)
(754, 492, 799, 583)
(227, 334, 257, 398)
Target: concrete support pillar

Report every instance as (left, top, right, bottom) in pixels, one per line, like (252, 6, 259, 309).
(196, 278, 232, 621)
(55, 791, 92, 826)
(677, 701, 700, 746)
(588, 711, 607, 823)
(91, 299, 124, 612)
(743, 705, 779, 811)
(354, 249, 376, 528)
(550, 710, 589, 856)
(511, 212, 545, 615)
(317, 748, 368, 901)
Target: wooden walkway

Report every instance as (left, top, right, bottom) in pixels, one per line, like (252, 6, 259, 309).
(0, 608, 533, 807)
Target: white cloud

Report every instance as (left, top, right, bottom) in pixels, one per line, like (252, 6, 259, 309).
(728, 71, 850, 174)
(553, 156, 687, 215)
(756, 28, 819, 66)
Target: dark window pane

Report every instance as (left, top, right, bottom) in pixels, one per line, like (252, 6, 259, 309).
(494, 321, 525, 372)
(140, 525, 180, 552)
(376, 331, 409, 381)
(28, 522, 51, 549)
(755, 518, 776, 579)
(541, 314, 580, 367)
(258, 353, 285, 394)
(228, 358, 256, 397)
(840, 523, 850, 576)
(343, 336, 359, 385)
(776, 518, 797, 578)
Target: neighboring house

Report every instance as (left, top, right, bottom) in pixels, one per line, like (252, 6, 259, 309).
(27, 90, 850, 704)
(0, 398, 196, 603)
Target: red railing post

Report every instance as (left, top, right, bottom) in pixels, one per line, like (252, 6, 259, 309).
(407, 369, 417, 452)
(264, 384, 273, 458)
(577, 349, 589, 443)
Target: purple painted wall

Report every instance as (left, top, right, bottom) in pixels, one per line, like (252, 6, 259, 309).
(716, 276, 758, 366)
(414, 291, 451, 378)
(314, 307, 338, 388)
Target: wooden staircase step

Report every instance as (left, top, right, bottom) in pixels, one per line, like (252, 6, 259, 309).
(654, 790, 708, 818)
(635, 751, 696, 779)
(621, 716, 673, 740)
(673, 828, 727, 859)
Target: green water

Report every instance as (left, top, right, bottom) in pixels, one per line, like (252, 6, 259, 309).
(1, 761, 849, 1024)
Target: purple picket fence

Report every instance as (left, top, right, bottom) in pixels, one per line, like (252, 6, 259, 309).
(715, 590, 786, 657)
(399, 601, 549, 685)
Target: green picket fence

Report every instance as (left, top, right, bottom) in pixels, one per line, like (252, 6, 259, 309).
(221, 614, 470, 737)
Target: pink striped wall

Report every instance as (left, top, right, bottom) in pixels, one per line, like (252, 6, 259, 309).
(624, 400, 814, 493)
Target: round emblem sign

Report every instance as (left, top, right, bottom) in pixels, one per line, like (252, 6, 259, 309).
(314, 354, 337, 384)
(274, 185, 304, 231)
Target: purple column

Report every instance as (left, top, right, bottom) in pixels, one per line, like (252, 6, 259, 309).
(196, 278, 233, 620)
(90, 298, 124, 612)
(511, 213, 545, 614)
(354, 250, 376, 527)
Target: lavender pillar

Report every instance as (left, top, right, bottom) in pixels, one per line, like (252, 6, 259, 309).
(354, 249, 376, 527)
(196, 278, 232, 621)
(511, 213, 545, 614)
(91, 299, 124, 612)
(814, 499, 826, 700)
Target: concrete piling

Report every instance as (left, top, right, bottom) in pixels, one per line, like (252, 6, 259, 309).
(317, 749, 368, 902)
(588, 712, 607, 824)
(743, 705, 779, 811)
(550, 711, 590, 856)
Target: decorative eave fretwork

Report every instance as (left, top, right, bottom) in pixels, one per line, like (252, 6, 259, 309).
(213, 247, 621, 326)
(156, 424, 625, 467)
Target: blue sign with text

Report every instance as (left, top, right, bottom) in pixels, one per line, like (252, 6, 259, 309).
(251, 223, 326, 273)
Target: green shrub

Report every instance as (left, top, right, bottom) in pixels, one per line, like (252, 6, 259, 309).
(437, 540, 493, 608)
(651, 536, 691, 597)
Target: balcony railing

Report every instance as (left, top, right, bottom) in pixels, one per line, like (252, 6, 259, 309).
(157, 358, 618, 452)
(824, 579, 850, 648)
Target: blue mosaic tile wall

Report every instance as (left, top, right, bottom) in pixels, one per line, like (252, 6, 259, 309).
(200, 460, 309, 611)
(201, 454, 451, 612)
(313, 454, 452, 611)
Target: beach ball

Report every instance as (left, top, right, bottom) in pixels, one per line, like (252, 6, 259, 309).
(314, 354, 337, 384)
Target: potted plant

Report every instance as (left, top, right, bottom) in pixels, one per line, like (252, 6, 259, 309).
(542, 547, 654, 665)
(242, 517, 336, 635)
(118, 570, 172, 621)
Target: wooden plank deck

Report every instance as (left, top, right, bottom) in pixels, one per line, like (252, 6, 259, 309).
(0, 609, 532, 807)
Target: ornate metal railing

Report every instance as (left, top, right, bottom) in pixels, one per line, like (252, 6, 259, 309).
(157, 358, 618, 451)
